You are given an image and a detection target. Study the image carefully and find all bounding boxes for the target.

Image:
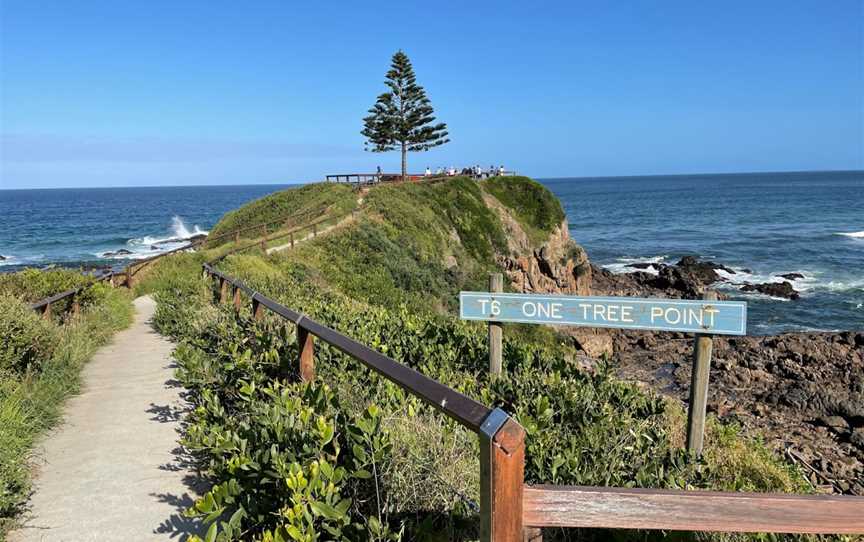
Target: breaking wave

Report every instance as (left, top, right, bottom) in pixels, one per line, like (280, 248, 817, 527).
(101, 216, 208, 260)
(602, 255, 668, 276)
(836, 230, 864, 239)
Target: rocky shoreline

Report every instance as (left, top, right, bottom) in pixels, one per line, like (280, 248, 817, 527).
(498, 221, 863, 495)
(591, 257, 864, 495)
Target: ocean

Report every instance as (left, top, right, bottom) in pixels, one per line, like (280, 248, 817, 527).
(0, 184, 293, 270)
(541, 171, 863, 335)
(1, 171, 861, 335)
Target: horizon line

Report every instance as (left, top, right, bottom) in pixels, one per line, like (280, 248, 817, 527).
(1, 168, 861, 190)
(538, 168, 863, 182)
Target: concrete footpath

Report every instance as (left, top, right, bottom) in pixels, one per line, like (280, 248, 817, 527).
(10, 296, 205, 541)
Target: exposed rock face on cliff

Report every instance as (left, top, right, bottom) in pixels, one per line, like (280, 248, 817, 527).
(483, 192, 592, 297)
(499, 222, 592, 297)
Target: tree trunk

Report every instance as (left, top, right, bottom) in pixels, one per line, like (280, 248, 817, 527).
(401, 141, 407, 183)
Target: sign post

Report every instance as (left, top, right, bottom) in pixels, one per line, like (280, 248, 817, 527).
(686, 290, 717, 456)
(460, 289, 746, 455)
(488, 274, 503, 375)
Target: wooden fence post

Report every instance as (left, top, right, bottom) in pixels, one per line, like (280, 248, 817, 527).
(219, 278, 229, 303)
(489, 273, 503, 375)
(42, 303, 51, 321)
(313, 223, 318, 237)
(479, 410, 526, 542)
(252, 298, 264, 321)
(290, 231, 294, 248)
(233, 286, 242, 311)
(297, 324, 315, 381)
(235, 232, 240, 245)
(686, 290, 717, 456)
(71, 295, 80, 319)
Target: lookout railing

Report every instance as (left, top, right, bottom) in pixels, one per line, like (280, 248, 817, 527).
(203, 207, 330, 248)
(326, 171, 518, 187)
(207, 209, 357, 264)
(202, 258, 864, 540)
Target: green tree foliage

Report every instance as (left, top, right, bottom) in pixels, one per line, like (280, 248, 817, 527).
(361, 51, 449, 181)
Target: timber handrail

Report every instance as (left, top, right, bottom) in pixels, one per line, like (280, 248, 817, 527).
(203, 261, 864, 539)
(208, 209, 356, 263)
(204, 207, 324, 246)
(202, 262, 526, 540)
(521, 485, 864, 534)
(28, 271, 114, 320)
(202, 263, 493, 431)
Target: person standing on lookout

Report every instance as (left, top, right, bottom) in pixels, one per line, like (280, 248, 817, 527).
(498, 165, 505, 176)
(425, 166, 431, 176)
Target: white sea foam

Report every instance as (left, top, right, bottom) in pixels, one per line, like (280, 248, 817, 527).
(602, 255, 668, 276)
(836, 231, 864, 238)
(0, 254, 48, 267)
(102, 216, 208, 260)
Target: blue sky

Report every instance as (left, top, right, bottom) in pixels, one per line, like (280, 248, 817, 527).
(1, 1, 862, 188)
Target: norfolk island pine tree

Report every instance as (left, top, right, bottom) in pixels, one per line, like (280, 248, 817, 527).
(361, 51, 449, 182)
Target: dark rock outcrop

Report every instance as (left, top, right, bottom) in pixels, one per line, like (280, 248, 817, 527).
(741, 281, 800, 300)
(102, 249, 133, 257)
(779, 273, 805, 280)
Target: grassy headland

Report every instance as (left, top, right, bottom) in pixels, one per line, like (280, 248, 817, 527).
(135, 177, 814, 541)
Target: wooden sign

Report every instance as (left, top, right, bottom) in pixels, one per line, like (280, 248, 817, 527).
(462, 283, 748, 457)
(459, 292, 746, 335)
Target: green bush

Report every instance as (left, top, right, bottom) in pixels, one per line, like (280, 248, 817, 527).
(0, 268, 110, 323)
(0, 295, 58, 376)
(148, 253, 809, 541)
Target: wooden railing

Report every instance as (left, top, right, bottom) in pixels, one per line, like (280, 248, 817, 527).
(201, 263, 864, 539)
(204, 207, 326, 247)
(28, 271, 115, 320)
(326, 172, 519, 186)
(24, 245, 203, 317)
(208, 209, 357, 263)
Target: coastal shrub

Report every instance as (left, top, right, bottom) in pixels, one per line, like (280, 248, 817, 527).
(0, 284, 133, 535)
(0, 295, 58, 376)
(481, 175, 566, 241)
(146, 252, 809, 541)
